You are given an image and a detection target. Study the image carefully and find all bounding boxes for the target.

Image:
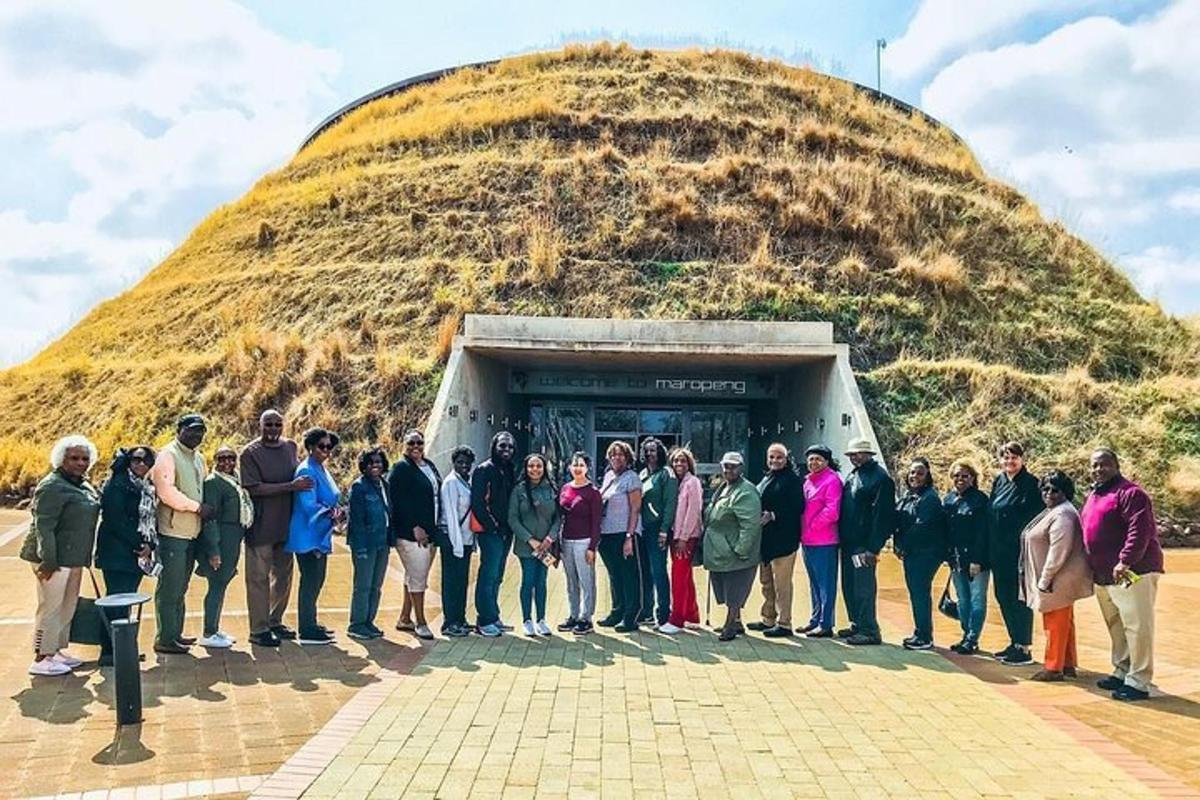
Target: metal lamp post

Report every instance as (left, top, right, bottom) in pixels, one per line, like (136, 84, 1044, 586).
(876, 38, 887, 94)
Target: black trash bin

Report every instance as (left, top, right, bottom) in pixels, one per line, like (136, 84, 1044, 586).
(96, 592, 151, 726)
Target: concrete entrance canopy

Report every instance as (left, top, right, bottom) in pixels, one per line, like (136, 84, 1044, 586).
(425, 314, 882, 478)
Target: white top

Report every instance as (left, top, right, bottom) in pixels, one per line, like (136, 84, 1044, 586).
(440, 473, 473, 557)
(419, 462, 440, 523)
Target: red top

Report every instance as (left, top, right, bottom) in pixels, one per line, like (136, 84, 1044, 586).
(559, 482, 602, 551)
(1080, 476, 1164, 585)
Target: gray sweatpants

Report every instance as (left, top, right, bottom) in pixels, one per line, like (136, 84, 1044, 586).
(561, 539, 596, 623)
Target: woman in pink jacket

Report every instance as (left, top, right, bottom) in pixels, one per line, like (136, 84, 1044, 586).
(801, 445, 843, 637)
(661, 447, 702, 633)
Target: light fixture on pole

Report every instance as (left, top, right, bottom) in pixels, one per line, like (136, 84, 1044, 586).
(876, 38, 887, 94)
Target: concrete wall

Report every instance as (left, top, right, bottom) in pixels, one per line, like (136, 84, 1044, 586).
(424, 346, 523, 473)
(426, 316, 882, 477)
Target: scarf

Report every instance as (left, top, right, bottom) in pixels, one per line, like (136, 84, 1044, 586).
(131, 471, 159, 550)
(216, 470, 255, 529)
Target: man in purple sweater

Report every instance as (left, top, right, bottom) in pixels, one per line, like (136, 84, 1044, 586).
(1080, 449, 1164, 702)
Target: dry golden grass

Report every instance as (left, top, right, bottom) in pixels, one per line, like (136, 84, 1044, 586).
(0, 45, 1196, 514)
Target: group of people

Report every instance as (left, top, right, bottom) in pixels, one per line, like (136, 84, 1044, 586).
(21, 413, 1164, 703)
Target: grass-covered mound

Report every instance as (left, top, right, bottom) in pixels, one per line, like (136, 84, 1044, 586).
(2, 44, 1197, 517)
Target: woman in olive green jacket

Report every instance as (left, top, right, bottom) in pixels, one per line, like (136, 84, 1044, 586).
(21, 435, 102, 677)
(195, 446, 253, 649)
(703, 452, 763, 641)
(508, 454, 560, 636)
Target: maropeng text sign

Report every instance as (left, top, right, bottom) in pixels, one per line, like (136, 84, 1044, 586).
(655, 378, 746, 395)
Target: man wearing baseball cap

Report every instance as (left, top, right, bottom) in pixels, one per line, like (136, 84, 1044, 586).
(837, 437, 894, 646)
(150, 413, 215, 654)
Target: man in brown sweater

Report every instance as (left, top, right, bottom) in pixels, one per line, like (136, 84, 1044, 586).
(240, 410, 313, 647)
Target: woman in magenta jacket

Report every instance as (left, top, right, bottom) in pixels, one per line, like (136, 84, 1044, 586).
(801, 444, 843, 637)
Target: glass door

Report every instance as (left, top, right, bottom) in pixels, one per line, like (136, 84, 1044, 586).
(685, 408, 749, 478)
(529, 402, 589, 483)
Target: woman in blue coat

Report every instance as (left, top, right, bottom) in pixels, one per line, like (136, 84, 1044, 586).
(286, 428, 344, 645)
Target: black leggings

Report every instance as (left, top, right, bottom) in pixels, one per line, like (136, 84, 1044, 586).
(296, 551, 328, 635)
(598, 535, 643, 626)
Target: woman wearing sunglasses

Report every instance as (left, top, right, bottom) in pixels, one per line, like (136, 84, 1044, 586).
(387, 429, 442, 640)
(286, 428, 344, 645)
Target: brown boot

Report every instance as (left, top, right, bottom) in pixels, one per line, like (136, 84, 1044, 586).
(1030, 669, 1064, 682)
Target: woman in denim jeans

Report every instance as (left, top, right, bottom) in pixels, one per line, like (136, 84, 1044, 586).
(347, 447, 390, 640)
(943, 461, 990, 654)
(508, 454, 559, 636)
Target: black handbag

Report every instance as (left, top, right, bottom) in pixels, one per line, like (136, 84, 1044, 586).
(69, 568, 109, 646)
(937, 573, 959, 621)
(690, 536, 704, 566)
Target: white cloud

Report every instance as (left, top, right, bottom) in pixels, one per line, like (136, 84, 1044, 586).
(1123, 245, 1200, 303)
(1168, 188, 1200, 213)
(0, 0, 339, 366)
(917, 1, 1200, 301)
(886, 0, 1101, 79)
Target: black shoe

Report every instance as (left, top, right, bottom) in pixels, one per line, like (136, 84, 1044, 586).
(445, 624, 470, 638)
(746, 621, 771, 632)
(347, 625, 375, 640)
(557, 618, 579, 632)
(1001, 649, 1033, 666)
(1096, 675, 1125, 691)
(271, 625, 297, 641)
(154, 642, 191, 655)
(903, 637, 933, 651)
(805, 628, 833, 639)
(597, 615, 621, 628)
(1112, 685, 1150, 702)
(249, 631, 281, 647)
(951, 640, 978, 655)
(845, 633, 882, 646)
(176, 635, 197, 646)
(836, 626, 857, 639)
(299, 629, 334, 645)
(798, 622, 819, 635)
(1063, 666, 1077, 678)
(573, 620, 594, 635)
(762, 626, 793, 638)
(718, 626, 739, 642)
(637, 614, 654, 624)
(614, 621, 639, 633)
(366, 623, 384, 637)
(993, 644, 1018, 661)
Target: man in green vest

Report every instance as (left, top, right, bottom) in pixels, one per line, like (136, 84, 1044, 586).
(150, 413, 214, 654)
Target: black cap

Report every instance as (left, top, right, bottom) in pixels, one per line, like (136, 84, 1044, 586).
(177, 413, 207, 431)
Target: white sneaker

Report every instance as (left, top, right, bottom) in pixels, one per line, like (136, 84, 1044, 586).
(217, 631, 237, 644)
(53, 651, 83, 668)
(535, 620, 552, 636)
(523, 620, 536, 636)
(414, 624, 434, 641)
(29, 658, 71, 676)
(198, 633, 232, 649)
(658, 623, 682, 634)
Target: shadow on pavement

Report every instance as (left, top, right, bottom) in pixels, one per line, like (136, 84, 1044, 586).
(92, 722, 155, 765)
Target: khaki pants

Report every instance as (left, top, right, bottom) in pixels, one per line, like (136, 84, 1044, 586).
(759, 552, 797, 628)
(245, 542, 294, 635)
(33, 566, 82, 657)
(1095, 573, 1159, 692)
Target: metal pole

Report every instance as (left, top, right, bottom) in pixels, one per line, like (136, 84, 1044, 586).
(876, 38, 887, 94)
(112, 618, 143, 725)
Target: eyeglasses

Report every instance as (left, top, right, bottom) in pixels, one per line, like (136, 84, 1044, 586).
(215, 454, 237, 461)
(1040, 486, 1059, 494)
(315, 442, 335, 451)
(406, 440, 425, 447)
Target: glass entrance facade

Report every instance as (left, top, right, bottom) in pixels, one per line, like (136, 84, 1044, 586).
(528, 401, 749, 482)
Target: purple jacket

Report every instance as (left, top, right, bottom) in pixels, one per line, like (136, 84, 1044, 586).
(1080, 476, 1164, 585)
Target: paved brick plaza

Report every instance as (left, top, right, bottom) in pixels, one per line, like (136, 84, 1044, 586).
(2, 509, 1198, 799)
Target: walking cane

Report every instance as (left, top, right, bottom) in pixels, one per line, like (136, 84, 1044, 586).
(704, 573, 712, 628)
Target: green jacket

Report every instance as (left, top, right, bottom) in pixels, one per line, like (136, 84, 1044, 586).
(507, 480, 560, 558)
(702, 477, 762, 573)
(20, 469, 101, 571)
(640, 467, 678, 534)
(195, 473, 246, 575)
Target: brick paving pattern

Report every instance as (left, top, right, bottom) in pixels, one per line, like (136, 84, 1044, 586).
(2, 507, 1198, 799)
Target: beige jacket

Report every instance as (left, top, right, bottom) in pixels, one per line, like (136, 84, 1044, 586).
(1020, 502, 1094, 613)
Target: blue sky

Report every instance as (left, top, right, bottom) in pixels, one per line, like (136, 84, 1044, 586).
(1, 1, 1197, 365)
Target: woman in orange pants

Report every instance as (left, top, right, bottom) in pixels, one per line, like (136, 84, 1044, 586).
(660, 448, 701, 633)
(1019, 470, 1094, 680)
